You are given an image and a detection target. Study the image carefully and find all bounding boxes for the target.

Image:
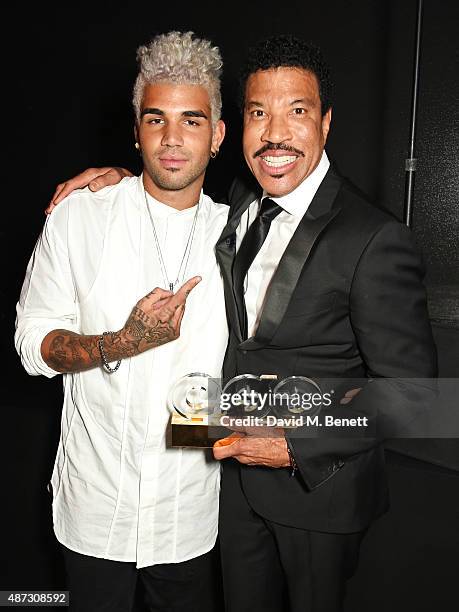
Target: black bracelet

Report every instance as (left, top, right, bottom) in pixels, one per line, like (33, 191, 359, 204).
(286, 444, 298, 477)
(98, 331, 121, 373)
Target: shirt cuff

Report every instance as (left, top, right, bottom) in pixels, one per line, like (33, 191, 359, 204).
(16, 325, 66, 378)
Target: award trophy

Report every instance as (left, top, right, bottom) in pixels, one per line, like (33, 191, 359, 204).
(168, 373, 227, 447)
(218, 375, 321, 429)
(168, 372, 323, 447)
(212, 374, 274, 449)
(272, 376, 322, 426)
(220, 374, 273, 421)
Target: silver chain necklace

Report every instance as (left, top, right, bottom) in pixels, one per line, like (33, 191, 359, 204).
(144, 188, 200, 292)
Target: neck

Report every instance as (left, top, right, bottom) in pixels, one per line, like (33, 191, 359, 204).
(142, 173, 202, 210)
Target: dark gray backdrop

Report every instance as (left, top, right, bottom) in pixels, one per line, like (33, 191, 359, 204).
(3, 1, 458, 610)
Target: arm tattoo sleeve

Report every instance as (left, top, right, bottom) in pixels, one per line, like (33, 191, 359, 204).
(42, 302, 180, 373)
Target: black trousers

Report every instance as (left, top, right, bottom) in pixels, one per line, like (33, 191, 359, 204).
(219, 463, 365, 612)
(61, 544, 220, 612)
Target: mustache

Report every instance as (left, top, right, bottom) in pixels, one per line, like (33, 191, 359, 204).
(156, 147, 190, 159)
(253, 143, 305, 159)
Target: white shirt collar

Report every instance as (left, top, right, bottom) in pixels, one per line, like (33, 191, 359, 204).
(262, 151, 330, 216)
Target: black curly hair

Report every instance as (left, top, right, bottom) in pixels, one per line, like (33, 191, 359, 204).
(239, 35, 333, 116)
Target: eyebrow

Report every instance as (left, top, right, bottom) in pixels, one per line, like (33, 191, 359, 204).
(140, 107, 208, 119)
(246, 98, 317, 109)
(183, 110, 208, 119)
(246, 101, 263, 109)
(290, 97, 316, 106)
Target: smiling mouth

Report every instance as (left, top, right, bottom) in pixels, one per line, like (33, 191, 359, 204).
(261, 155, 298, 168)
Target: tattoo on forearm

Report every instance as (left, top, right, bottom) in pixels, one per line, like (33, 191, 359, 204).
(47, 332, 98, 372)
(44, 301, 181, 374)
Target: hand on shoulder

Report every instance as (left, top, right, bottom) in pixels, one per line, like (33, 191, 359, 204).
(46, 167, 134, 214)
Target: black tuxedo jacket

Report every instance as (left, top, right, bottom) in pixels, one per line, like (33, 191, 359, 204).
(215, 167, 437, 533)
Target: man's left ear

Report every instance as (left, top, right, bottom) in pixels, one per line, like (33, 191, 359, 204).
(322, 109, 332, 142)
(211, 120, 226, 156)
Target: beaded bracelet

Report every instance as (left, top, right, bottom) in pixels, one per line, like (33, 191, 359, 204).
(286, 443, 298, 477)
(98, 331, 121, 373)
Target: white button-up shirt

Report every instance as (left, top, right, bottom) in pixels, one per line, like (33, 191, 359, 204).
(15, 176, 229, 568)
(236, 152, 330, 336)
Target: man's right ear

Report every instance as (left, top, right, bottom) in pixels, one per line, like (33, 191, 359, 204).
(133, 125, 140, 151)
(211, 120, 226, 156)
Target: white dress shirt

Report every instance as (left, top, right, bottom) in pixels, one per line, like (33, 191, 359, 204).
(236, 152, 330, 337)
(15, 176, 229, 568)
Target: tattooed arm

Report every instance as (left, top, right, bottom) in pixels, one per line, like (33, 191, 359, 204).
(40, 278, 200, 373)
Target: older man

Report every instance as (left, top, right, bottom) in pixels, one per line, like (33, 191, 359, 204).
(212, 35, 436, 612)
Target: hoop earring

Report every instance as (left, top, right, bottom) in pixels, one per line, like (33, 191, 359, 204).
(210, 150, 218, 159)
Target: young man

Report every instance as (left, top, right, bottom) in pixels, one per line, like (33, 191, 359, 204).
(45, 35, 436, 612)
(16, 31, 226, 612)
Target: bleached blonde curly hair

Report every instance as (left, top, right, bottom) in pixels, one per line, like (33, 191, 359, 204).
(133, 31, 223, 126)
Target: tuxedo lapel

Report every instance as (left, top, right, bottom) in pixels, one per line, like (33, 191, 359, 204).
(240, 169, 343, 350)
(216, 183, 259, 342)
(217, 184, 258, 245)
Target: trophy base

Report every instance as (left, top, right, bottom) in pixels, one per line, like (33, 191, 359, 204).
(170, 413, 229, 448)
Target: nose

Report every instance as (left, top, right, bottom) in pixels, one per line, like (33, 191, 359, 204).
(261, 113, 292, 144)
(161, 122, 184, 147)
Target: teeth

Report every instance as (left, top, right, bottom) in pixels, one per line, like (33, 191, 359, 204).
(262, 155, 296, 167)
